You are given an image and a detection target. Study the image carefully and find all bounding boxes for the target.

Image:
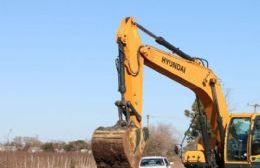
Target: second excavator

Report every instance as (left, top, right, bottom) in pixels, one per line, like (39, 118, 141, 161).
(91, 17, 260, 168)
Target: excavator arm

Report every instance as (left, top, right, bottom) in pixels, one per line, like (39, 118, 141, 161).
(92, 17, 230, 168)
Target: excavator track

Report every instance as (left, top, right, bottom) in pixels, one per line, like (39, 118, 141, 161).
(92, 126, 145, 168)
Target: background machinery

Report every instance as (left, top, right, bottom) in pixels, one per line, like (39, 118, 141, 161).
(91, 17, 260, 168)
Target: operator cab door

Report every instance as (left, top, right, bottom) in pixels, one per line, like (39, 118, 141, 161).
(251, 116, 260, 168)
(225, 117, 251, 168)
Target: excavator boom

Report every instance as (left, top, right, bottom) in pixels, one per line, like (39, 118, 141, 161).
(91, 17, 259, 168)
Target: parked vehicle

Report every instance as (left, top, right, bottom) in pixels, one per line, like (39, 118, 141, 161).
(139, 156, 173, 168)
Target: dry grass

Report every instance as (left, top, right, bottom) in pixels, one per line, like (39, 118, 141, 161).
(0, 151, 97, 168)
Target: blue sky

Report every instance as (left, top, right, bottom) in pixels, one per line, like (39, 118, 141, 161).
(0, 1, 259, 142)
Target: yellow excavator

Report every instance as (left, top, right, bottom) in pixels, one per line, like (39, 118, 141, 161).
(91, 17, 260, 168)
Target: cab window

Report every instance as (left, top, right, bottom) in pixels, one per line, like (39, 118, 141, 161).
(252, 117, 260, 155)
(226, 118, 250, 161)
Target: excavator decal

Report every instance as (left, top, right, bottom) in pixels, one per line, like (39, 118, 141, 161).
(161, 56, 186, 73)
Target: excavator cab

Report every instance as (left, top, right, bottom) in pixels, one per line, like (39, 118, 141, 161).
(185, 114, 260, 168)
(224, 114, 260, 168)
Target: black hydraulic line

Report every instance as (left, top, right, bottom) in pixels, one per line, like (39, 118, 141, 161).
(210, 80, 225, 148)
(135, 23, 194, 61)
(196, 96, 212, 165)
(194, 57, 209, 68)
(116, 39, 127, 122)
(135, 23, 158, 39)
(117, 39, 126, 95)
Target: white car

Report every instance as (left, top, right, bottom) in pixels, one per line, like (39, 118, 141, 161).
(139, 156, 173, 168)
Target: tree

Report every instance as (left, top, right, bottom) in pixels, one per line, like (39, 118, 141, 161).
(63, 140, 89, 152)
(9, 136, 42, 151)
(143, 123, 178, 157)
(51, 141, 66, 150)
(11, 136, 24, 149)
(184, 99, 214, 142)
(22, 136, 42, 147)
(42, 143, 55, 152)
(64, 143, 74, 152)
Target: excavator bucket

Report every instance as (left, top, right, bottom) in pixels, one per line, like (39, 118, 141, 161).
(92, 126, 147, 168)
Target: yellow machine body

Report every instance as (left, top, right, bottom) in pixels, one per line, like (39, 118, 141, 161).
(92, 17, 260, 168)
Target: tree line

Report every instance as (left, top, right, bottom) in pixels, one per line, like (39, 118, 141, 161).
(1, 136, 90, 152)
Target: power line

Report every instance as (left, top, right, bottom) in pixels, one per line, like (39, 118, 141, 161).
(248, 103, 260, 112)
